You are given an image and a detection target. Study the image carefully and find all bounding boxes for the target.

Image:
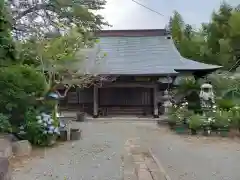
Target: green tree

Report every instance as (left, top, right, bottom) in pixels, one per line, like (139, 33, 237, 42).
(0, 1, 17, 65)
(0, 65, 47, 126)
(228, 11, 240, 70)
(169, 11, 184, 46)
(170, 2, 240, 70)
(19, 28, 106, 98)
(8, 0, 108, 38)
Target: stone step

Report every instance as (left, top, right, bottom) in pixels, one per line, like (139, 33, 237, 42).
(106, 107, 151, 115)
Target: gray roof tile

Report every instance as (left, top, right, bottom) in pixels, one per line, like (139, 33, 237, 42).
(82, 32, 221, 75)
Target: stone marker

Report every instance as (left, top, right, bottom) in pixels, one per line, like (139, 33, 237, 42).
(0, 139, 12, 158)
(0, 157, 11, 180)
(12, 140, 32, 157)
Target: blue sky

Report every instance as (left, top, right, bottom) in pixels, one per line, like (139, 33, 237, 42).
(99, 0, 239, 30)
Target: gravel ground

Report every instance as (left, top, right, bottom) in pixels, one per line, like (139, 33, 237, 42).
(151, 127, 240, 180)
(12, 121, 240, 180)
(12, 121, 159, 180)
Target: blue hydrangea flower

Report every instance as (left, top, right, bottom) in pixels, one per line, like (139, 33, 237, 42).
(49, 125, 55, 130)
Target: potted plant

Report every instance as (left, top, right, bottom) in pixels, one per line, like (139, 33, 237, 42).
(188, 114, 203, 135)
(174, 105, 189, 134)
(174, 118, 186, 134)
(76, 112, 86, 122)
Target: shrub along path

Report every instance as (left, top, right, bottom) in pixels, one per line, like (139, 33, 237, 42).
(151, 127, 240, 180)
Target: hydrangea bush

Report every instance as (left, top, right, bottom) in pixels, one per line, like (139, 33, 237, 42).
(19, 109, 65, 146)
(36, 113, 62, 135)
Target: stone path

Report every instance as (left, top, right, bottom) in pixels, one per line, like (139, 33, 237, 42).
(12, 121, 160, 180)
(151, 127, 240, 180)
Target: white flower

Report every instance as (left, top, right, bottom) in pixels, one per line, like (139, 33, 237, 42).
(48, 130, 53, 134)
(47, 119, 53, 125)
(43, 123, 47, 127)
(36, 116, 41, 120)
(185, 102, 188, 105)
(49, 126, 55, 130)
(19, 125, 24, 130)
(43, 117, 49, 122)
(49, 119, 54, 124)
(208, 117, 212, 121)
(43, 131, 47, 134)
(213, 110, 216, 113)
(41, 112, 47, 117)
(37, 119, 43, 124)
(213, 105, 217, 109)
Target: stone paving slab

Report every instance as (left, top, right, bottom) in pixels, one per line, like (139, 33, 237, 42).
(124, 138, 165, 180)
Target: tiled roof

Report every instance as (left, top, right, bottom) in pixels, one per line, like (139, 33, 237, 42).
(81, 30, 221, 75)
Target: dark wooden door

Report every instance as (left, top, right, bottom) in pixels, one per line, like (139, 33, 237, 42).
(99, 87, 153, 107)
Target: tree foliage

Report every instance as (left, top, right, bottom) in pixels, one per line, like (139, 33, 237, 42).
(0, 1, 17, 65)
(7, 0, 108, 38)
(0, 65, 47, 125)
(169, 3, 240, 71)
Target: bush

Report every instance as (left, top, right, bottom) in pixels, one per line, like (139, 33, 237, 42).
(18, 108, 62, 146)
(229, 107, 240, 129)
(0, 113, 12, 133)
(0, 65, 47, 126)
(189, 114, 203, 131)
(216, 99, 235, 110)
(212, 110, 231, 129)
(206, 72, 239, 97)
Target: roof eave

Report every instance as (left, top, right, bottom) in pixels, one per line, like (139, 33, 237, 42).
(175, 66, 222, 71)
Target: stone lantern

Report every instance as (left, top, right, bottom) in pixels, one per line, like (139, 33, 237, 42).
(162, 90, 172, 114)
(199, 83, 215, 112)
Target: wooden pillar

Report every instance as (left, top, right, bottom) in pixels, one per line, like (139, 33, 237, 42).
(153, 86, 159, 118)
(93, 85, 99, 118)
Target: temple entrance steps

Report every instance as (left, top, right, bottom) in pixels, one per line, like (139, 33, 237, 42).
(100, 107, 152, 116)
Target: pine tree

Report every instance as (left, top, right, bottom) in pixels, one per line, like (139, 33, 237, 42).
(0, 1, 16, 65)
